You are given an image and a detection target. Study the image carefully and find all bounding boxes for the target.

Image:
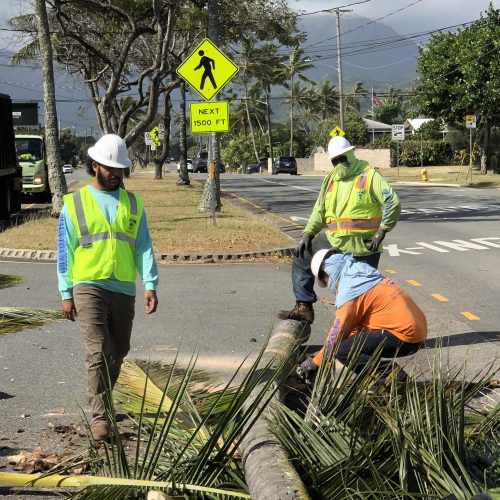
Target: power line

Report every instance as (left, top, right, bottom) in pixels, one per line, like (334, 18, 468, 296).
(303, 0, 428, 51)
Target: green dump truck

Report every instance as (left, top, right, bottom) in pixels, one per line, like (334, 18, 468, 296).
(0, 93, 22, 224)
(15, 133, 51, 201)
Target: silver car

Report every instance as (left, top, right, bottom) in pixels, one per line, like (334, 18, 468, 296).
(176, 159, 194, 173)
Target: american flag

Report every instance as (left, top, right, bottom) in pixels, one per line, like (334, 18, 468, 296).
(372, 93, 383, 106)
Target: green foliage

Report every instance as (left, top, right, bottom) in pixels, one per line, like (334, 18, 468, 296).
(416, 5, 499, 171)
(394, 140, 453, 167)
(221, 132, 267, 170)
(419, 119, 445, 140)
(309, 113, 369, 149)
(272, 341, 500, 499)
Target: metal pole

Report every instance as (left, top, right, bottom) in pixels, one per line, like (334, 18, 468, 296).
(371, 86, 375, 143)
(397, 141, 400, 178)
(335, 9, 344, 130)
(469, 128, 473, 183)
(420, 132, 423, 168)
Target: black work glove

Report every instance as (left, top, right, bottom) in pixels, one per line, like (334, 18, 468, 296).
(294, 233, 314, 259)
(369, 228, 386, 252)
(296, 356, 319, 383)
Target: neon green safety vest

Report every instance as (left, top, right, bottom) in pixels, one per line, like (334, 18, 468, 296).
(64, 186, 143, 282)
(324, 168, 382, 237)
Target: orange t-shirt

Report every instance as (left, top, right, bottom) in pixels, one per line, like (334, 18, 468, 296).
(313, 278, 427, 365)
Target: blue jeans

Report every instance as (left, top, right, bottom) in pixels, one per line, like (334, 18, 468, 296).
(291, 232, 381, 303)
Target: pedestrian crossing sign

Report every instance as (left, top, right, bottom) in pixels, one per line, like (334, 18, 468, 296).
(176, 38, 239, 101)
(329, 126, 345, 137)
(148, 126, 161, 146)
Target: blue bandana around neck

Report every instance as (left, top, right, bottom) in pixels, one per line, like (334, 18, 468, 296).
(323, 253, 384, 308)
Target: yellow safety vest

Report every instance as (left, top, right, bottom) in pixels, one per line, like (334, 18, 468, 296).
(64, 186, 143, 282)
(324, 168, 382, 236)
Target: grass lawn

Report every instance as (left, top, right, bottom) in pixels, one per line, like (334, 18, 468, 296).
(0, 174, 294, 254)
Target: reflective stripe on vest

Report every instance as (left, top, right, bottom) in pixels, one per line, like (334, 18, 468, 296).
(325, 168, 382, 236)
(72, 190, 138, 248)
(64, 187, 142, 282)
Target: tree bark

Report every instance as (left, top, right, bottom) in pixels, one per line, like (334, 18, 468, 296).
(480, 116, 490, 175)
(244, 85, 260, 162)
(265, 85, 274, 161)
(34, 0, 67, 215)
(289, 74, 294, 157)
(177, 82, 190, 186)
(198, 0, 222, 213)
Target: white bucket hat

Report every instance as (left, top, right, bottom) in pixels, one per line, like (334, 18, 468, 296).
(311, 248, 333, 288)
(327, 136, 355, 160)
(88, 134, 131, 169)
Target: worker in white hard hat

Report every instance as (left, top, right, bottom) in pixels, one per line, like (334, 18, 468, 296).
(296, 249, 426, 384)
(278, 135, 401, 324)
(57, 134, 159, 441)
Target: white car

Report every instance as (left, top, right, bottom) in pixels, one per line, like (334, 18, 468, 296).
(176, 159, 194, 173)
(62, 164, 73, 174)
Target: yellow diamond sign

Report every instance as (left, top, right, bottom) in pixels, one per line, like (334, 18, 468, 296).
(148, 126, 161, 146)
(329, 126, 345, 138)
(177, 38, 239, 101)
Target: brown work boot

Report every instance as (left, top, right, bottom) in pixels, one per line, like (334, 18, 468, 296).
(278, 301, 314, 323)
(91, 421, 109, 441)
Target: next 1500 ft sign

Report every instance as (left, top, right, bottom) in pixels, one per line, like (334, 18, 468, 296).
(189, 101, 229, 133)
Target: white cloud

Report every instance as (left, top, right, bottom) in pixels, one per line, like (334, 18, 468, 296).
(291, 0, 498, 34)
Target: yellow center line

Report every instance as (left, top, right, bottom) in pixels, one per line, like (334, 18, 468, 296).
(406, 279, 421, 287)
(384, 269, 397, 274)
(431, 293, 449, 302)
(220, 187, 305, 229)
(461, 311, 480, 321)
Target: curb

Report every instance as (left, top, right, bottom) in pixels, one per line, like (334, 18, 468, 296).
(0, 246, 296, 264)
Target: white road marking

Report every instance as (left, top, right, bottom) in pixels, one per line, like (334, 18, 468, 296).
(290, 216, 309, 222)
(385, 237, 500, 257)
(257, 178, 317, 192)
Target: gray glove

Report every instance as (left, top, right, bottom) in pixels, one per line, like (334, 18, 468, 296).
(369, 228, 386, 252)
(294, 233, 314, 259)
(296, 356, 319, 382)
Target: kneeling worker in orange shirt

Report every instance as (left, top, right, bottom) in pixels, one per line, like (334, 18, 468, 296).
(297, 249, 427, 384)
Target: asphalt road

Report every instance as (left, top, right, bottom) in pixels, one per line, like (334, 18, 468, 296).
(220, 174, 500, 336)
(1, 169, 498, 478)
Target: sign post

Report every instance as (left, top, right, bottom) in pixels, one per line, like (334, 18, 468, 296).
(391, 124, 405, 177)
(465, 115, 476, 183)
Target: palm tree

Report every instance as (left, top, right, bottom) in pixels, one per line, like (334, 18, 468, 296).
(279, 47, 314, 156)
(11, 3, 67, 215)
(253, 43, 287, 161)
(314, 79, 339, 120)
(345, 81, 368, 114)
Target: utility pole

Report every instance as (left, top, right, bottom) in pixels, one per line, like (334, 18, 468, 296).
(331, 8, 352, 131)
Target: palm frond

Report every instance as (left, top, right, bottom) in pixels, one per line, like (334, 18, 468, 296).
(0, 307, 63, 335)
(0, 274, 22, 289)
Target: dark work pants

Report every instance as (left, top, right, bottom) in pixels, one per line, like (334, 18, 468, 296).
(335, 329, 423, 383)
(291, 232, 381, 303)
(73, 284, 135, 424)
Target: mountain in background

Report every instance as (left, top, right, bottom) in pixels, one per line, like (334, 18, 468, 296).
(298, 13, 418, 89)
(0, 12, 419, 130)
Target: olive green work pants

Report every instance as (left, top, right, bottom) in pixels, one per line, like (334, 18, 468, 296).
(73, 284, 135, 424)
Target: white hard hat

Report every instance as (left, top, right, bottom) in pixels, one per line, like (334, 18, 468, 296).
(327, 136, 354, 160)
(311, 248, 332, 288)
(88, 134, 131, 169)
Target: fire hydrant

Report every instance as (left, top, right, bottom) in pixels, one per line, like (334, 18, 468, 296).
(421, 168, 428, 182)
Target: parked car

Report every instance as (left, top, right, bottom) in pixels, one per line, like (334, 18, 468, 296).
(272, 156, 297, 175)
(245, 160, 267, 174)
(62, 164, 73, 174)
(176, 159, 194, 172)
(194, 151, 225, 173)
(195, 151, 209, 173)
